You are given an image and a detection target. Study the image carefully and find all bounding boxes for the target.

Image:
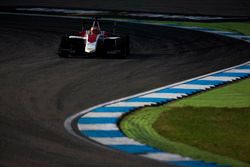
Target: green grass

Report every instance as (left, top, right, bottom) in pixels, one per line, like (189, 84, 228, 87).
(168, 79, 250, 108)
(120, 78, 250, 167)
(153, 21, 250, 36)
(154, 107, 250, 163)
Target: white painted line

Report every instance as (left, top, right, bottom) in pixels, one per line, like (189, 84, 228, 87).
(226, 34, 250, 39)
(17, 8, 110, 14)
(0, 11, 86, 20)
(90, 137, 143, 145)
(225, 69, 250, 73)
(169, 25, 250, 43)
(173, 26, 197, 30)
(172, 84, 214, 90)
(141, 93, 187, 99)
(142, 153, 192, 161)
(199, 76, 239, 81)
(213, 31, 236, 35)
(202, 30, 234, 34)
(107, 102, 156, 107)
(78, 124, 119, 131)
(83, 112, 124, 118)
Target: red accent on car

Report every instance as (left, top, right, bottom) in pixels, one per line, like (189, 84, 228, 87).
(88, 34, 97, 43)
(104, 31, 110, 37)
(79, 31, 86, 36)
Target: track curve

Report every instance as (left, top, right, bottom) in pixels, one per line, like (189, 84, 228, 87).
(0, 14, 250, 167)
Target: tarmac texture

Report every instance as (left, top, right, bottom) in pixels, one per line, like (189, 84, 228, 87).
(0, 14, 249, 167)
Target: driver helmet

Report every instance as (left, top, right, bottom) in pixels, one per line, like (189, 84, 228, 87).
(91, 26, 99, 34)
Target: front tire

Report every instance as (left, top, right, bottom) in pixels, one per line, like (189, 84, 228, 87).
(58, 35, 71, 58)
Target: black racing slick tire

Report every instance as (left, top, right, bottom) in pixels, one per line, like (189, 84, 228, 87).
(120, 35, 130, 58)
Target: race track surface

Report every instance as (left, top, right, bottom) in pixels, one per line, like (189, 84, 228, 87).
(1, 0, 250, 17)
(0, 14, 250, 167)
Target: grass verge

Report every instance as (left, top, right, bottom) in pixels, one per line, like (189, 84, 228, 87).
(152, 21, 250, 36)
(120, 78, 250, 167)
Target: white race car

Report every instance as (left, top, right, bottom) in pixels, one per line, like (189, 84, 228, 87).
(58, 17, 130, 58)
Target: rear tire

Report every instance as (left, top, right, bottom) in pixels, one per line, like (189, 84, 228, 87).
(96, 41, 107, 57)
(120, 35, 130, 58)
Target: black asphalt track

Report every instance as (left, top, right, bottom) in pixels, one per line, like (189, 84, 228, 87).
(0, 14, 249, 167)
(1, 0, 250, 17)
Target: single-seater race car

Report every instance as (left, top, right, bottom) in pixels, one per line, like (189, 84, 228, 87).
(58, 17, 130, 58)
